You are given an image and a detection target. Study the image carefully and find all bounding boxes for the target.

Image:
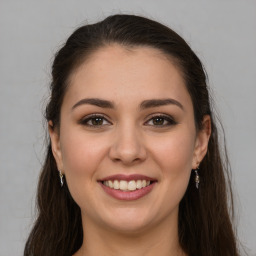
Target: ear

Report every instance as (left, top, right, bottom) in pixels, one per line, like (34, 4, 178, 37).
(192, 115, 211, 169)
(48, 121, 64, 173)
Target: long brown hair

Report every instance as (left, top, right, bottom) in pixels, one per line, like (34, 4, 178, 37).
(24, 14, 240, 256)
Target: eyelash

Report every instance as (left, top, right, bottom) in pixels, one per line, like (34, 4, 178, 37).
(79, 114, 177, 128)
(145, 114, 177, 127)
(79, 114, 111, 127)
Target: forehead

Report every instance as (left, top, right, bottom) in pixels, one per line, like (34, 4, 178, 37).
(64, 45, 192, 108)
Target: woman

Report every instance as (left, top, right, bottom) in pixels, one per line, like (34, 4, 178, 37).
(24, 14, 240, 256)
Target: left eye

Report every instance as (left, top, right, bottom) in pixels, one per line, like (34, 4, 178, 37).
(80, 115, 110, 126)
(145, 115, 176, 126)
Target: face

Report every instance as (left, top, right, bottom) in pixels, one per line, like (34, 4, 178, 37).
(49, 45, 210, 234)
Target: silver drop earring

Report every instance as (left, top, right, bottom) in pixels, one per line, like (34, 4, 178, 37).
(59, 170, 64, 187)
(194, 167, 200, 189)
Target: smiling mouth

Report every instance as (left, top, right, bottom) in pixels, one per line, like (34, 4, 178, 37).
(98, 174, 157, 200)
(101, 179, 154, 192)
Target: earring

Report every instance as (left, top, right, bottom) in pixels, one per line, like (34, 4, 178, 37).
(59, 170, 64, 187)
(194, 166, 200, 189)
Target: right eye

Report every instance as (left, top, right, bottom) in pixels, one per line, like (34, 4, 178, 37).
(80, 114, 111, 127)
(144, 114, 177, 127)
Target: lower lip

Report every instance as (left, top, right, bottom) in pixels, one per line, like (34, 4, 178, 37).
(99, 182, 156, 201)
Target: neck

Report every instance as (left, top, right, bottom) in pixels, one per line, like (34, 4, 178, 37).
(75, 212, 185, 256)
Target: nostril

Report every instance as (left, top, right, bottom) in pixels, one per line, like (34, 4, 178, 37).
(108, 137, 147, 165)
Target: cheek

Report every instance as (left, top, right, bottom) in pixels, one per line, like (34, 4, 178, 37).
(153, 132, 195, 168)
(149, 127, 196, 188)
(151, 130, 196, 214)
(59, 129, 110, 211)
(60, 129, 108, 183)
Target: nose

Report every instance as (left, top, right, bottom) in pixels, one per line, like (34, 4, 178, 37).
(108, 124, 147, 165)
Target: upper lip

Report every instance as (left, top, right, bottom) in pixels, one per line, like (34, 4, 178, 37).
(99, 174, 157, 182)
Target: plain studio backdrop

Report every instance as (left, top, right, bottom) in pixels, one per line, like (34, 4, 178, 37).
(0, 1, 255, 255)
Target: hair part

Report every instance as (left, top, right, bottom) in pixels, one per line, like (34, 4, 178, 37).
(24, 14, 240, 256)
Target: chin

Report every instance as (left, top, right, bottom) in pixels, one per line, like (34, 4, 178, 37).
(98, 207, 159, 234)
(106, 220, 152, 235)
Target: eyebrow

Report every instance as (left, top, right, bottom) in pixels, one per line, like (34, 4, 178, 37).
(72, 98, 114, 110)
(72, 98, 184, 111)
(140, 98, 184, 110)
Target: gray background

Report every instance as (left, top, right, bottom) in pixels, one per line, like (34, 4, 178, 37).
(0, 1, 255, 255)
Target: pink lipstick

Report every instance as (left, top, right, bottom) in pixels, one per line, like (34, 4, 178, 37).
(98, 174, 157, 201)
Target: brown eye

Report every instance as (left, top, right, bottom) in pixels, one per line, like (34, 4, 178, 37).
(145, 115, 177, 127)
(152, 117, 165, 125)
(80, 115, 111, 127)
(91, 117, 104, 125)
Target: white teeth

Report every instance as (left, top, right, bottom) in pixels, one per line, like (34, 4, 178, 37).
(108, 180, 113, 188)
(113, 180, 119, 189)
(136, 180, 142, 189)
(103, 179, 151, 191)
(119, 180, 128, 190)
(128, 180, 136, 191)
